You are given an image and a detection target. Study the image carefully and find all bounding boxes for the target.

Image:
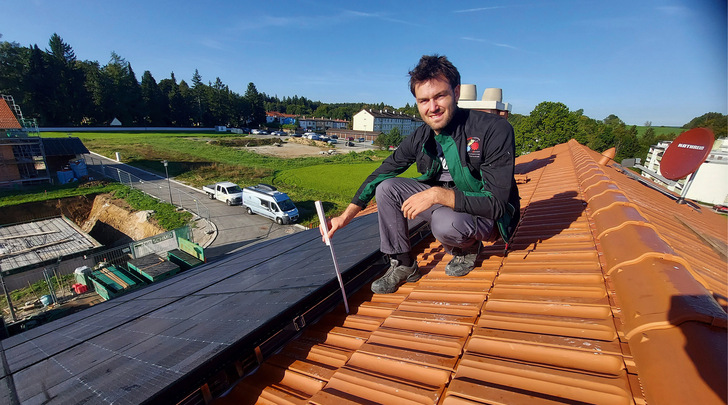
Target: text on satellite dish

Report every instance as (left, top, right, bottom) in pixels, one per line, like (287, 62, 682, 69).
(677, 143, 705, 150)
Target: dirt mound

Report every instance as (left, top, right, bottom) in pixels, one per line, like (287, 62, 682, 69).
(247, 141, 329, 157)
(82, 194, 164, 241)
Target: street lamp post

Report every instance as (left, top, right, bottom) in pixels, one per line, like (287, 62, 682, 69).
(162, 160, 173, 204)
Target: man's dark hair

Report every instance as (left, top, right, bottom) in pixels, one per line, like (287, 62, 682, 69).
(408, 54, 461, 96)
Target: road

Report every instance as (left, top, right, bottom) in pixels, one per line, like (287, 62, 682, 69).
(83, 152, 306, 261)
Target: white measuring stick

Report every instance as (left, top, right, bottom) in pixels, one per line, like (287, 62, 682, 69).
(315, 200, 349, 313)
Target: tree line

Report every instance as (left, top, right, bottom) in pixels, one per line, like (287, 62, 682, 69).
(0, 34, 268, 127)
(0, 33, 410, 128)
(509, 102, 726, 162)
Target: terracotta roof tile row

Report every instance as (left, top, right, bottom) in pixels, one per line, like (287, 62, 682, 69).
(215, 140, 727, 405)
(569, 140, 727, 404)
(448, 142, 636, 405)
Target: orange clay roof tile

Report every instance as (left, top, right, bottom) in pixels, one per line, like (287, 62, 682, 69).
(215, 139, 727, 405)
(0, 99, 22, 130)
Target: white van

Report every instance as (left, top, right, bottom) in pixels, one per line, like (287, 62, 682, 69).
(242, 184, 299, 224)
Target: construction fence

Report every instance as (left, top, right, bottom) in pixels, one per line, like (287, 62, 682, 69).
(83, 153, 211, 223)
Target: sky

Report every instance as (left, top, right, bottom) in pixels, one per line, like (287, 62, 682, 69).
(1, 0, 726, 127)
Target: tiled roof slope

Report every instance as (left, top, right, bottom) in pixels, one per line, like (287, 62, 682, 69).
(0, 99, 22, 130)
(216, 140, 727, 405)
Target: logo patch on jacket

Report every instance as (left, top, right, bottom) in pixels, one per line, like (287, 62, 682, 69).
(467, 137, 481, 159)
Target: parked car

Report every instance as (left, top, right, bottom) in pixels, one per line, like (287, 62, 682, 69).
(346, 137, 354, 141)
(330, 135, 338, 139)
(713, 204, 728, 213)
(358, 138, 366, 142)
(327, 139, 338, 144)
(202, 182, 243, 206)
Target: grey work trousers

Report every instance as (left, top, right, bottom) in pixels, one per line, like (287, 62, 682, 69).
(375, 177, 495, 255)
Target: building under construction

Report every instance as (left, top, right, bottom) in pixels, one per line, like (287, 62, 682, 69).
(0, 95, 88, 187)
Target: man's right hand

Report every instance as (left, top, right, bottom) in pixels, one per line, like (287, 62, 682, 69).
(320, 203, 362, 243)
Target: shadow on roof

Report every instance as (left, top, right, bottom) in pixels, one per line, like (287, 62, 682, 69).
(515, 154, 556, 174)
(669, 295, 728, 402)
(511, 190, 584, 251)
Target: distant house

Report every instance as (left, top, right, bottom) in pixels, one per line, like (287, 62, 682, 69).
(352, 109, 422, 135)
(298, 116, 348, 132)
(265, 112, 297, 125)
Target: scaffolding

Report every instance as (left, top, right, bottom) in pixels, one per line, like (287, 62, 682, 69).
(0, 95, 49, 186)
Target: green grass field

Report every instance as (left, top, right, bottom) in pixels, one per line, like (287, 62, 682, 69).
(635, 126, 683, 138)
(41, 131, 402, 222)
(0, 181, 123, 207)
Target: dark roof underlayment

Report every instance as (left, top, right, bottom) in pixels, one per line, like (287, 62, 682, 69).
(40, 137, 90, 156)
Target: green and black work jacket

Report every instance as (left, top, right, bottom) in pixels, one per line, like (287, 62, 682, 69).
(351, 108, 521, 244)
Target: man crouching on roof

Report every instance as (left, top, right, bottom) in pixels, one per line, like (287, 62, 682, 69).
(321, 54, 520, 294)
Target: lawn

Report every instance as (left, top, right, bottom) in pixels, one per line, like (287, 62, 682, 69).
(635, 125, 683, 138)
(0, 181, 123, 207)
(42, 131, 402, 219)
(274, 162, 419, 219)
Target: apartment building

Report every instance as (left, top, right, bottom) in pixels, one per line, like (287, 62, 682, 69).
(352, 109, 422, 135)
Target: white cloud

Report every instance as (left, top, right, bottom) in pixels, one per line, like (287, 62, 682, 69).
(198, 38, 224, 51)
(656, 6, 689, 16)
(461, 36, 520, 51)
(453, 6, 508, 13)
(341, 9, 421, 26)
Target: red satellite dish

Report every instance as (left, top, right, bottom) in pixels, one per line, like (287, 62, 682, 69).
(659, 127, 714, 180)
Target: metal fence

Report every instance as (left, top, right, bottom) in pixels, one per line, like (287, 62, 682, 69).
(84, 154, 211, 223)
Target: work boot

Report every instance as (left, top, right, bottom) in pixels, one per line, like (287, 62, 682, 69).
(445, 242, 482, 277)
(371, 259, 421, 294)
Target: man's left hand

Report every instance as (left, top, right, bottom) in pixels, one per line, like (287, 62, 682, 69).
(401, 187, 455, 219)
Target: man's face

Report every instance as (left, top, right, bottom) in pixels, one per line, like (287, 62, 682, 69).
(414, 75, 460, 134)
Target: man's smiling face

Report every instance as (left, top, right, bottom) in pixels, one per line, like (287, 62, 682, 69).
(414, 75, 460, 134)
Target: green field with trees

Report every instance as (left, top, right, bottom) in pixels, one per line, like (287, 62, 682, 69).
(508, 103, 725, 162)
(2, 33, 726, 224)
(41, 131, 400, 221)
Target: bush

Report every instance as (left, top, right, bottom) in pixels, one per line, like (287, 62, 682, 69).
(374, 127, 404, 149)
